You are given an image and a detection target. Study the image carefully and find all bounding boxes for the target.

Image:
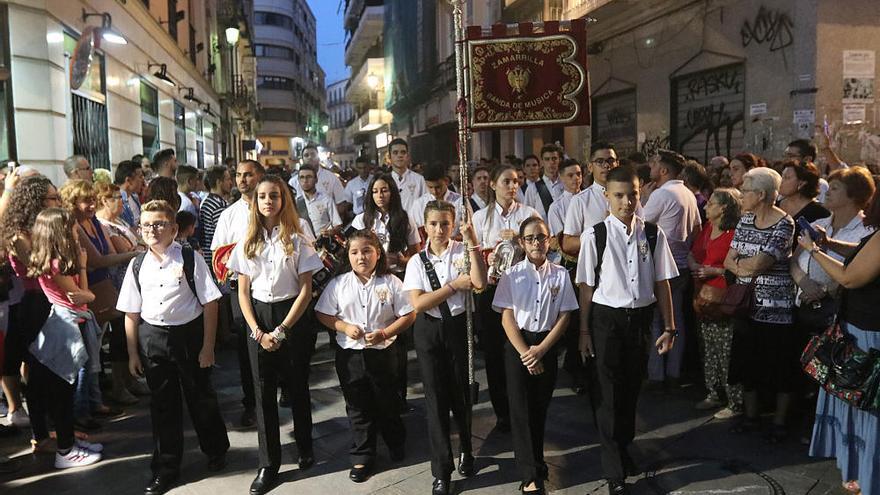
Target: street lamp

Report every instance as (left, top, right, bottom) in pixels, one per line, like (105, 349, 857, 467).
(82, 8, 128, 45)
(225, 26, 240, 46)
(367, 73, 380, 90)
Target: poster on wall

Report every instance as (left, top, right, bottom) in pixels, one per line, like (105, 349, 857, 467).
(843, 104, 867, 125)
(843, 50, 875, 103)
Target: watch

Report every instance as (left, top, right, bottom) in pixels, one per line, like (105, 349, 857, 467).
(663, 328, 679, 338)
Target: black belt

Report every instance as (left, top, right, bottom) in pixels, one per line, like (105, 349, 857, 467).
(593, 303, 654, 315)
(422, 312, 465, 322)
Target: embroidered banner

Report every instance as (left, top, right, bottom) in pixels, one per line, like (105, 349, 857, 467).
(466, 20, 590, 130)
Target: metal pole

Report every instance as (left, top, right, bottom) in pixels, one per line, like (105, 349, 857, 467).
(447, 0, 478, 403)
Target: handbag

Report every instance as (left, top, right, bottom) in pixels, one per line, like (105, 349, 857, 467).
(801, 322, 880, 411)
(796, 296, 839, 330)
(693, 281, 727, 318)
(717, 279, 755, 318)
(90, 278, 122, 325)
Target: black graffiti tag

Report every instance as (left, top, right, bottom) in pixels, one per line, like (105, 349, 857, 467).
(685, 70, 743, 103)
(606, 107, 633, 127)
(741, 6, 794, 52)
(679, 102, 744, 165)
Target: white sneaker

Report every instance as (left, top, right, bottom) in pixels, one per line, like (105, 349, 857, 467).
(75, 438, 104, 453)
(714, 407, 743, 420)
(54, 446, 102, 469)
(695, 397, 723, 410)
(9, 410, 30, 428)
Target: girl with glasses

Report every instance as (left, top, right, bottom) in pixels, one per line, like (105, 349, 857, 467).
(493, 216, 577, 494)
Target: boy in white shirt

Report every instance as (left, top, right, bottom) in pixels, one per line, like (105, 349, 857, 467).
(575, 166, 678, 495)
(297, 163, 343, 236)
(117, 200, 229, 495)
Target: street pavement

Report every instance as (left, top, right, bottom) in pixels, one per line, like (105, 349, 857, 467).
(0, 331, 849, 494)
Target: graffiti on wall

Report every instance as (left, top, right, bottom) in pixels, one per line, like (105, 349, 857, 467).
(740, 6, 794, 53)
(640, 135, 670, 157)
(673, 64, 745, 164)
(592, 89, 638, 158)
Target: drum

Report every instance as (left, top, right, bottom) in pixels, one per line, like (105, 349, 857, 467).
(312, 232, 347, 295)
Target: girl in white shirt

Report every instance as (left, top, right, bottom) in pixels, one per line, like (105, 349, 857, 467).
(225, 175, 324, 495)
(315, 230, 416, 483)
(351, 173, 421, 274)
(471, 164, 541, 431)
(402, 200, 487, 495)
(493, 217, 578, 494)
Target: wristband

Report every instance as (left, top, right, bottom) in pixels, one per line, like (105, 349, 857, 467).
(446, 283, 456, 295)
(663, 328, 678, 338)
(380, 328, 389, 341)
(468, 244, 482, 252)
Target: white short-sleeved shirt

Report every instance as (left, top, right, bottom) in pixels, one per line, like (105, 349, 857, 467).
(315, 272, 414, 350)
(289, 166, 346, 205)
(300, 192, 343, 233)
(472, 201, 541, 248)
(524, 175, 565, 219)
(410, 190, 465, 233)
(794, 213, 873, 305)
(116, 242, 223, 326)
(575, 215, 679, 309)
(392, 168, 427, 212)
(343, 175, 373, 215)
(640, 179, 701, 269)
(351, 212, 420, 254)
(403, 240, 470, 319)
(492, 259, 578, 332)
(210, 198, 250, 250)
(225, 230, 324, 303)
(547, 190, 575, 236)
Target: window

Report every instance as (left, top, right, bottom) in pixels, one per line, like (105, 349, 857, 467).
(254, 11, 293, 29)
(173, 100, 186, 162)
(140, 81, 160, 158)
(254, 44, 294, 60)
(167, 0, 178, 41)
(260, 108, 298, 122)
(257, 76, 295, 91)
(65, 31, 109, 169)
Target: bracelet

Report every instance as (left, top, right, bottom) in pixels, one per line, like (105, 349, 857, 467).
(277, 321, 289, 332)
(468, 244, 482, 252)
(380, 328, 389, 341)
(251, 328, 265, 342)
(446, 283, 456, 295)
(663, 328, 679, 337)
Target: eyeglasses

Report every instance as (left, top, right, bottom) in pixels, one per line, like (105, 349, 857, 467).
(140, 221, 170, 231)
(591, 158, 618, 168)
(522, 234, 550, 244)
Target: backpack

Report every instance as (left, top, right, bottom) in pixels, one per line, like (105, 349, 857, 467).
(592, 221, 658, 287)
(131, 245, 198, 297)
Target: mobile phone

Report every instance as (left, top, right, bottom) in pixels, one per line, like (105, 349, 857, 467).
(7, 161, 16, 172)
(797, 217, 820, 241)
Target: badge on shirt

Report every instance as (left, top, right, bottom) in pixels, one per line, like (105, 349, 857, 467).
(638, 239, 649, 262)
(500, 228, 517, 241)
(171, 265, 184, 280)
(316, 203, 327, 216)
(375, 286, 390, 304)
(408, 183, 416, 193)
(550, 284, 560, 299)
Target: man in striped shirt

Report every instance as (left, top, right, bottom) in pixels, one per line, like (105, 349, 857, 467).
(199, 165, 233, 267)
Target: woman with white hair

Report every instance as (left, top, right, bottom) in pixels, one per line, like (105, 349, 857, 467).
(723, 167, 797, 442)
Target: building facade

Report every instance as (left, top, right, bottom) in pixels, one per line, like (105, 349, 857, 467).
(1, 0, 257, 185)
(344, 0, 391, 166)
(326, 77, 356, 170)
(253, 0, 326, 166)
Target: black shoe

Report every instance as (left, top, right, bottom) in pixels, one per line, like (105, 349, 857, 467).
(607, 478, 628, 495)
(349, 463, 372, 483)
(279, 388, 291, 408)
(432, 477, 451, 495)
(520, 482, 546, 494)
(249, 467, 278, 495)
(207, 453, 226, 472)
(495, 417, 511, 433)
(144, 473, 179, 495)
(298, 452, 315, 470)
(240, 408, 256, 428)
(457, 452, 475, 477)
(389, 444, 405, 462)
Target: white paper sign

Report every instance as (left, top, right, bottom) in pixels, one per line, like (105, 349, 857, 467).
(750, 103, 768, 116)
(843, 104, 867, 124)
(793, 109, 816, 124)
(844, 50, 876, 78)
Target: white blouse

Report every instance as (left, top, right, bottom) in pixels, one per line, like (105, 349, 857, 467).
(492, 259, 578, 332)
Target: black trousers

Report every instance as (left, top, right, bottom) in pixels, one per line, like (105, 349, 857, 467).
(230, 282, 256, 410)
(335, 342, 405, 465)
(505, 330, 558, 486)
(248, 298, 316, 469)
(590, 303, 653, 480)
(26, 356, 76, 450)
(139, 317, 230, 477)
(414, 312, 473, 479)
(476, 286, 509, 422)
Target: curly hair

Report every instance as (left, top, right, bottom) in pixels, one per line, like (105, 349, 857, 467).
(59, 179, 95, 211)
(0, 175, 56, 254)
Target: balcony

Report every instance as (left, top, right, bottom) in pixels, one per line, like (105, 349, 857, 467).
(344, 5, 383, 68)
(562, 0, 617, 19)
(346, 57, 385, 103)
(347, 108, 392, 136)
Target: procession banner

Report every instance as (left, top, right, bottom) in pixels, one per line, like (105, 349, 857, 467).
(466, 20, 590, 130)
